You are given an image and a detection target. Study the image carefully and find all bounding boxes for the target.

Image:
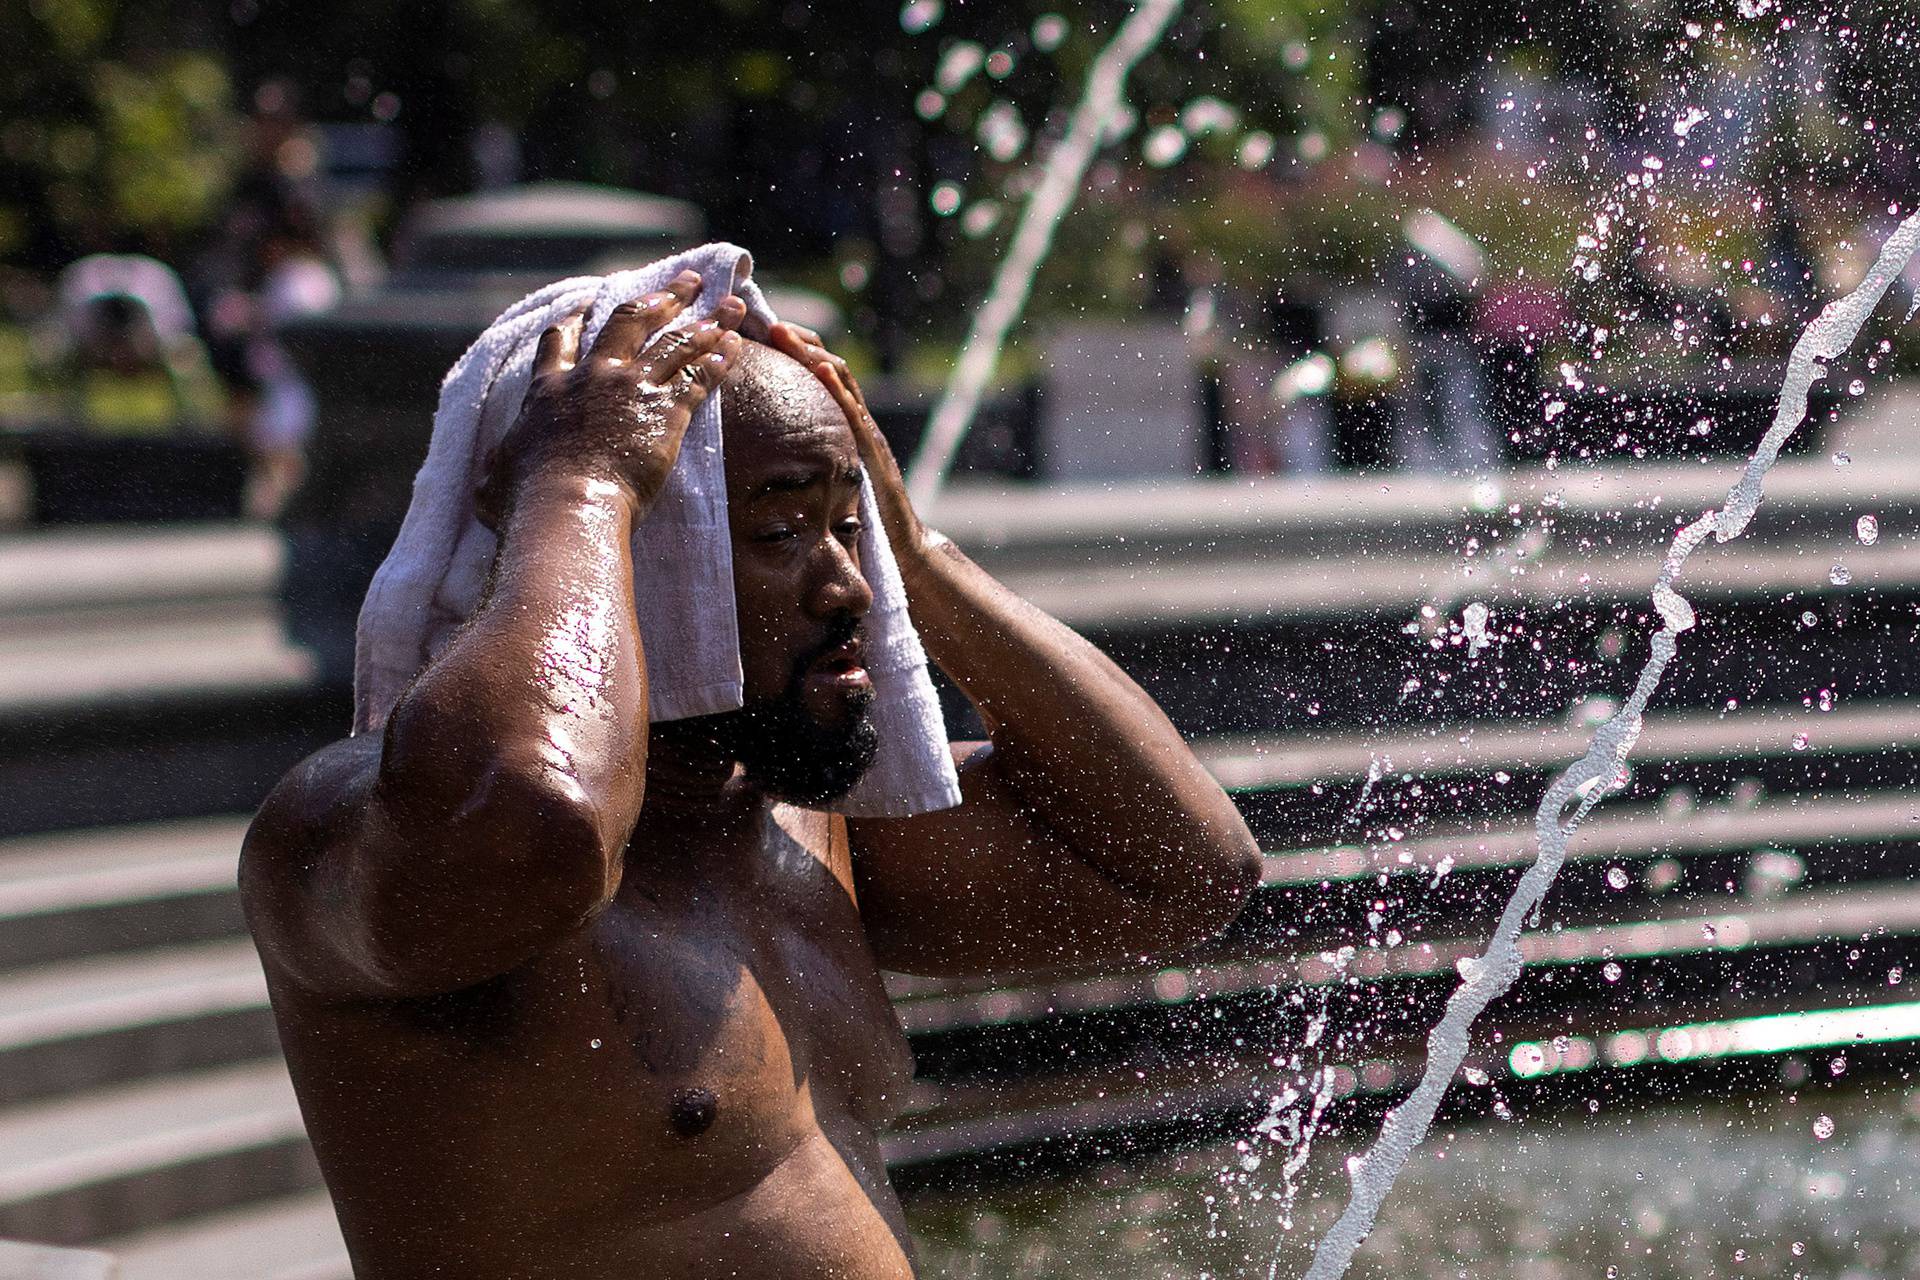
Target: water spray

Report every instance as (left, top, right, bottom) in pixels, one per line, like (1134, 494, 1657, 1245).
(903, 0, 1184, 511)
(1297, 210, 1920, 1280)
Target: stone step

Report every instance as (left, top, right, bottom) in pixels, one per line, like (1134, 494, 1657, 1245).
(0, 526, 282, 623)
(0, 819, 246, 970)
(0, 1061, 315, 1248)
(1261, 784, 1920, 891)
(0, 941, 273, 1108)
(938, 454, 1919, 560)
(996, 528, 1920, 630)
(0, 608, 313, 718)
(0, 685, 341, 840)
(0, 1239, 117, 1279)
(889, 788, 1920, 1032)
(106, 1192, 348, 1280)
(1201, 697, 1920, 795)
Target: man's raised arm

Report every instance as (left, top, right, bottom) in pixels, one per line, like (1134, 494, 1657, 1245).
(773, 326, 1262, 978)
(242, 276, 744, 999)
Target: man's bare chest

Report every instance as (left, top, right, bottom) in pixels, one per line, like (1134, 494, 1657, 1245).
(490, 805, 913, 1130)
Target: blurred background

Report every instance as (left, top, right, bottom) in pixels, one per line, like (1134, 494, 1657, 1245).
(6, 1, 1920, 1277)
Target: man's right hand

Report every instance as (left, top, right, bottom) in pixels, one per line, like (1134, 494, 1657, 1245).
(478, 269, 747, 530)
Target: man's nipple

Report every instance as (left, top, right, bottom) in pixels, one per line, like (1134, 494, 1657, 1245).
(668, 1086, 719, 1137)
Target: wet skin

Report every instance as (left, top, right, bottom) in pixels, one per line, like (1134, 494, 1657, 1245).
(241, 274, 1262, 1279)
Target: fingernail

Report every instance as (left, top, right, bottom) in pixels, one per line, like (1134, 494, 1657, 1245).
(639, 292, 670, 308)
(676, 269, 701, 282)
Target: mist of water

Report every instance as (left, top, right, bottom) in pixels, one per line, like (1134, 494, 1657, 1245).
(1295, 208, 1920, 1280)
(904, 0, 1184, 510)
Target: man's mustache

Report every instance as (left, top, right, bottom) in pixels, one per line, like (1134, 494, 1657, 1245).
(791, 614, 865, 682)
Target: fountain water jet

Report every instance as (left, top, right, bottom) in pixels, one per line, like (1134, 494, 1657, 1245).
(1296, 209, 1920, 1280)
(903, 0, 1184, 510)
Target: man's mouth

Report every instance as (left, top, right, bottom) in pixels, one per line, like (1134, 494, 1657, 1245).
(805, 637, 871, 691)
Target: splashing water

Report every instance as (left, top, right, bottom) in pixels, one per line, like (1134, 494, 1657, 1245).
(904, 0, 1184, 510)
(1295, 209, 1920, 1280)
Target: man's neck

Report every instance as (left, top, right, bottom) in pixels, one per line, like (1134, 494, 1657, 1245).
(642, 724, 750, 810)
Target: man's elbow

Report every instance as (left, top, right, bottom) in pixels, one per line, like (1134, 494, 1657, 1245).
(1147, 823, 1262, 951)
(1195, 827, 1264, 934)
(353, 764, 617, 995)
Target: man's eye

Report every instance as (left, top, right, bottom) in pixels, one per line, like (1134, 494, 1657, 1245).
(756, 527, 796, 543)
(836, 519, 864, 539)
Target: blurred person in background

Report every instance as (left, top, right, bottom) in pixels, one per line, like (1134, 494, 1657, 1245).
(197, 79, 344, 516)
(238, 196, 341, 518)
(45, 254, 223, 435)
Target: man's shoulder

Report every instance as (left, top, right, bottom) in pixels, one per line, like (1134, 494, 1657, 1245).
(242, 734, 383, 877)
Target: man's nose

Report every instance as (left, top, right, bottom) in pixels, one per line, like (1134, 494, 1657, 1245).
(807, 536, 874, 620)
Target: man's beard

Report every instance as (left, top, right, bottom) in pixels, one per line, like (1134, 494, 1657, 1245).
(700, 621, 879, 806)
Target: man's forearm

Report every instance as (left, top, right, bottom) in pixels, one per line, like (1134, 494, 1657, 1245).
(381, 469, 649, 863)
(901, 539, 1258, 906)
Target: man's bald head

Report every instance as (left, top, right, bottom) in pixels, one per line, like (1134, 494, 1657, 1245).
(720, 339, 851, 450)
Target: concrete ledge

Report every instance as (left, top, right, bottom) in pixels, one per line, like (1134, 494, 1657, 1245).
(107, 1192, 347, 1280)
(0, 1240, 117, 1279)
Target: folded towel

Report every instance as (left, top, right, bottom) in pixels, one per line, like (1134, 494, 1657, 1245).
(353, 242, 961, 818)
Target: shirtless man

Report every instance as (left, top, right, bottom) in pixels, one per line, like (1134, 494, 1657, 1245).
(240, 271, 1261, 1278)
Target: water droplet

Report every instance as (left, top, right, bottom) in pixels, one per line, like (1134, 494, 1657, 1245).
(1605, 866, 1630, 890)
(1142, 124, 1187, 167)
(1701, 923, 1718, 943)
(928, 181, 963, 216)
(1891, 966, 1904, 986)
(590, 1038, 603, 1049)
(1813, 1114, 1836, 1140)
(1858, 514, 1879, 544)
(1830, 1054, 1848, 1077)
(1848, 378, 1866, 395)
(1830, 564, 1853, 586)
(1602, 961, 1623, 983)
(899, 0, 943, 34)
(1792, 732, 1811, 751)
(1801, 610, 1818, 627)
(1791, 1241, 1807, 1257)
(1833, 451, 1852, 467)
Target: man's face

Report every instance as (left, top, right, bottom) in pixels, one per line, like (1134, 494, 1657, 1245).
(701, 342, 878, 805)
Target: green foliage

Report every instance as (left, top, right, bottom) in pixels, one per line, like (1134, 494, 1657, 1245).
(4, 4, 239, 264)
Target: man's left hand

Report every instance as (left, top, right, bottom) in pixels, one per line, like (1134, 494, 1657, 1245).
(769, 322, 934, 576)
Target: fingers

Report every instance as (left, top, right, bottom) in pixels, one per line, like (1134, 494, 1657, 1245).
(532, 311, 586, 376)
(773, 321, 867, 412)
(593, 269, 704, 364)
(636, 306, 743, 388)
(814, 359, 875, 434)
(654, 333, 743, 444)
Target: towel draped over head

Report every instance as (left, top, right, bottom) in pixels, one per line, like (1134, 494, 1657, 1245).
(352, 242, 962, 818)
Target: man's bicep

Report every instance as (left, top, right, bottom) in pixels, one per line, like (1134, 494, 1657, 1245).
(848, 743, 1176, 979)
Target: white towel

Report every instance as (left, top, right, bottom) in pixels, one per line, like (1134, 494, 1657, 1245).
(353, 243, 962, 818)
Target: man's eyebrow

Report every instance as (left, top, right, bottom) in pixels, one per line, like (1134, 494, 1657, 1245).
(745, 464, 865, 500)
